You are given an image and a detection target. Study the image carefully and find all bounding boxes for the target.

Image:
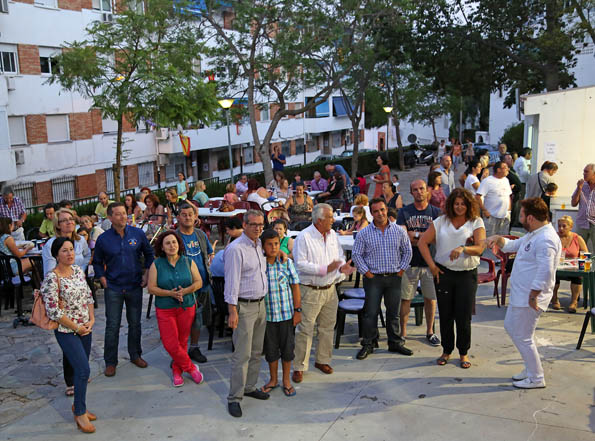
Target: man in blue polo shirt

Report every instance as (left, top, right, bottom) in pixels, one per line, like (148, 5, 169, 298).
(93, 202, 154, 377)
(177, 203, 214, 364)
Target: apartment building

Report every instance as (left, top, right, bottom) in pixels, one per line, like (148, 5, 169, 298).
(0, 0, 361, 208)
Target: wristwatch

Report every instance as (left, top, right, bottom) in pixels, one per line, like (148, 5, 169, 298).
(414, 231, 420, 239)
(295, 307, 302, 312)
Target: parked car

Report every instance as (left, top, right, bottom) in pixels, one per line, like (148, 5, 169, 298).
(338, 148, 375, 157)
(473, 143, 500, 164)
(312, 154, 338, 162)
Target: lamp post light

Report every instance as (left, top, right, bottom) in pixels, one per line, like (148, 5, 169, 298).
(218, 99, 234, 183)
(383, 106, 393, 151)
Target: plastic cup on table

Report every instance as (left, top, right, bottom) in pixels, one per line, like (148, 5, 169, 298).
(578, 259, 585, 271)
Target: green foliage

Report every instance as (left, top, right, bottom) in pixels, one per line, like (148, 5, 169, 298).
(500, 122, 525, 154)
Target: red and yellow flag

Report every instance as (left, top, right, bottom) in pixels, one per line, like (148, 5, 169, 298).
(179, 133, 191, 157)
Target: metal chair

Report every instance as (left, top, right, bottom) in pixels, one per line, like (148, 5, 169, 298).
(576, 307, 595, 350)
(493, 236, 520, 307)
(0, 252, 36, 327)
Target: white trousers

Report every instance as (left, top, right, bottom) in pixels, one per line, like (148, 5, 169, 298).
(504, 306, 544, 382)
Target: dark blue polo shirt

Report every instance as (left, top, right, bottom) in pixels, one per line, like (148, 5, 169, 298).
(93, 225, 154, 291)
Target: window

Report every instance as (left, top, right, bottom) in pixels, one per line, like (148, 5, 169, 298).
(294, 102, 303, 118)
(128, 0, 144, 13)
(295, 138, 304, 155)
(12, 182, 34, 208)
(0, 0, 9, 14)
(0, 44, 18, 74)
(138, 162, 155, 187)
(243, 145, 253, 165)
(106, 167, 125, 192)
(34, 0, 57, 8)
(92, 0, 112, 12)
(8, 116, 27, 146)
(260, 103, 269, 121)
(281, 141, 290, 157)
(39, 47, 60, 75)
(165, 154, 187, 181)
(51, 176, 76, 202)
(46, 115, 69, 142)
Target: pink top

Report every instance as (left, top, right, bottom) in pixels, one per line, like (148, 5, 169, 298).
(561, 232, 580, 258)
(224, 192, 239, 204)
(429, 188, 446, 211)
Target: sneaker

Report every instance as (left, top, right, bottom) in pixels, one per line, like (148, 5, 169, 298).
(188, 347, 207, 363)
(172, 371, 184, 387)
(512, 369, 528, 381)
(513, 378, 546, 389)
(189, 364, 204, 385)
(426, 334, 441, 346)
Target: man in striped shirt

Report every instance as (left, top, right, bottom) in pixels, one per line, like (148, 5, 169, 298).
(261, 229, 301, 397)
(352, 198, 413, 360)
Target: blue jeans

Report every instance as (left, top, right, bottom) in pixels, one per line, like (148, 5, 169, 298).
(361, 274, 405, 347)
(104, 287, 143, 366)
(55, 331, 92, 416)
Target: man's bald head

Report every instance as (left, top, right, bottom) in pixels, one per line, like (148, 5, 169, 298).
(410, 179, 428, 204)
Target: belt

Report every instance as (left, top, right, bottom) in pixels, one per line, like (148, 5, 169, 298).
(238, 297, 264, 303)
(371, 273, 400, 277)
(302, 284, 334, 290)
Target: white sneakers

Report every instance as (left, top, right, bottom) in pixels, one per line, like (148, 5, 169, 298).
(513, 378, 546, 389)
(512, 369, 528, 381)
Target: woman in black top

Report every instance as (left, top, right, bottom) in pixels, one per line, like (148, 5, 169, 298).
(382, 182, 403, 210)
(317, 172, 344, 202)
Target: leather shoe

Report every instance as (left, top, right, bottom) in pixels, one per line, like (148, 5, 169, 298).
(244, 389, 270, 400)
(292, 371, 303, 383)
(228, 402, 242, 418)
(72, 405, 97, 421)
(131, 357, 148, 368)
(388, 343, 413, 356)
(104, 365, 116, 377)
(356, 345, 374, 360)
(314, 362, 333, 374)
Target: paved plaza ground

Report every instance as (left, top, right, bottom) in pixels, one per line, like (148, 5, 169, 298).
(0, 162, 593, 440)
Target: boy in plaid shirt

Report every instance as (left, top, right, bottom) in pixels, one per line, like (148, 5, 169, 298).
(260, 229, 302, 397)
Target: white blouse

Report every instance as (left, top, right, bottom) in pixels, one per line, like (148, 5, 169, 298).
(433, 215, 485, 271)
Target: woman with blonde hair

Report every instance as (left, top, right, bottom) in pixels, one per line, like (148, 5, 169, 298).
(192, 180, 209, 207)
(551, 215, 588, 312)
(350, 193, 372, 222)
(79, 216, 104, 250)
(224, 183, 240, 204)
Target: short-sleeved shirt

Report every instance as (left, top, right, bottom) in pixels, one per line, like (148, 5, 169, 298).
(333, 165, 351, 186)
(397, 203, 441, 267)
(95, 202, 112, 219)
(153, 256, 196, 309)
(39, 218, 55, 237)
(265, 258, 300, 322)
(193, 191, 209, 207)
(180, 231, 212, 289)
(477, 176, 512, 218)
(272, 153, 286, 171)
(210, 250, 225, 277)
(0, 196, 25, 221)
(433, 216, 484, 271)
(464, 174, 480, 195)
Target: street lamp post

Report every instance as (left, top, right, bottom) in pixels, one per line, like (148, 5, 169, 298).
(383, 106, 393, 151)
(219, 99, 234, 183)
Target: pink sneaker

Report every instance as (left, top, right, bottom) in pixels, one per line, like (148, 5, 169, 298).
(172, 365, 184, 387)
(189, 364, 204, 385)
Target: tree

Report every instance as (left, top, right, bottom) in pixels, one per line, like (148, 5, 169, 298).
(571, 0, 595, 45)
(200, 0, 377, 184)
(49, 0, 219, 199)
(406, 75, 449, 144)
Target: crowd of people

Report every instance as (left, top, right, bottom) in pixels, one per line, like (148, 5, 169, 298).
(0, 143, 593, 430)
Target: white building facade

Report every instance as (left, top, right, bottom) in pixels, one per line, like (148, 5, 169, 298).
(0, 0, 361, 208)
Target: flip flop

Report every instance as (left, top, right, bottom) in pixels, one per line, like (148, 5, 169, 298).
(260, 383, 279, 394)
(283, 386, 296, 397)
(460, 360, 471, 369)
(436, 356, 449, 366)
(65, 386, 74, 396)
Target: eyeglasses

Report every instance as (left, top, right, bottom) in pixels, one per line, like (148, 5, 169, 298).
(58, 218, 75, 223)
(246, 223, 265, 228)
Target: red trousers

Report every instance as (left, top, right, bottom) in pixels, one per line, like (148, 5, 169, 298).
(156, 306, 196, 373)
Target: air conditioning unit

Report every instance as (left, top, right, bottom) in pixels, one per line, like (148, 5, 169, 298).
(0, 0, 8, 13)
(101, 13, 113, 23)
(5, 76, 16, 91)
(155, 128, 169, 140)
(15, 150, 25, 165)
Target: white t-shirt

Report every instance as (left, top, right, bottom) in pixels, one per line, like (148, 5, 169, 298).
(433, 215, 484, 271)
(247, 192, 269, 208)
(464, 174, 480, 195)
(350, 205, 373, 223)
(476, 176, 512, 219)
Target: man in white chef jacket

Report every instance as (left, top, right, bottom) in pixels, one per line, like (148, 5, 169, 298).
(487, 197, 561, 389)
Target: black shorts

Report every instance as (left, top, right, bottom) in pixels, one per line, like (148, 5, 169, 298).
(556, 275, 582, 285)
(263, 319, 295, 363)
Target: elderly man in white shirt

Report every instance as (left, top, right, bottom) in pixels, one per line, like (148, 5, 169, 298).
(292, 203, 355, 383)
(487, 197, 561, 389)
(476, 161, 512, 236)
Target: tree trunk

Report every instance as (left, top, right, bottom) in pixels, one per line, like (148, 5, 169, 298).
(114, 114, 123, 201)
(351, 119, 360, 176)
(430, 117, 437, 143)
(246, 74, 274, 185)
(393, 116, 405, 170)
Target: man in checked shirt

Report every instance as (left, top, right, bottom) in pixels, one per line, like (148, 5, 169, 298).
(352, 198, 413, 360)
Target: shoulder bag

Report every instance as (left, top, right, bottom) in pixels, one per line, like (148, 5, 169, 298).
(30, 271, 62, 330)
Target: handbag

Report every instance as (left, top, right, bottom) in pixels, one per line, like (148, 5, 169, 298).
(30, 272, 62, 330)
(218, 201, 235, 212)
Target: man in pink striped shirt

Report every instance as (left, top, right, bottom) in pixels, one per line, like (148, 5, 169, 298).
(571, 163, 595, 251)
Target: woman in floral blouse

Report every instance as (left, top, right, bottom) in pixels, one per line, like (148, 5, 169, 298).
(41, 237, 96, 433)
